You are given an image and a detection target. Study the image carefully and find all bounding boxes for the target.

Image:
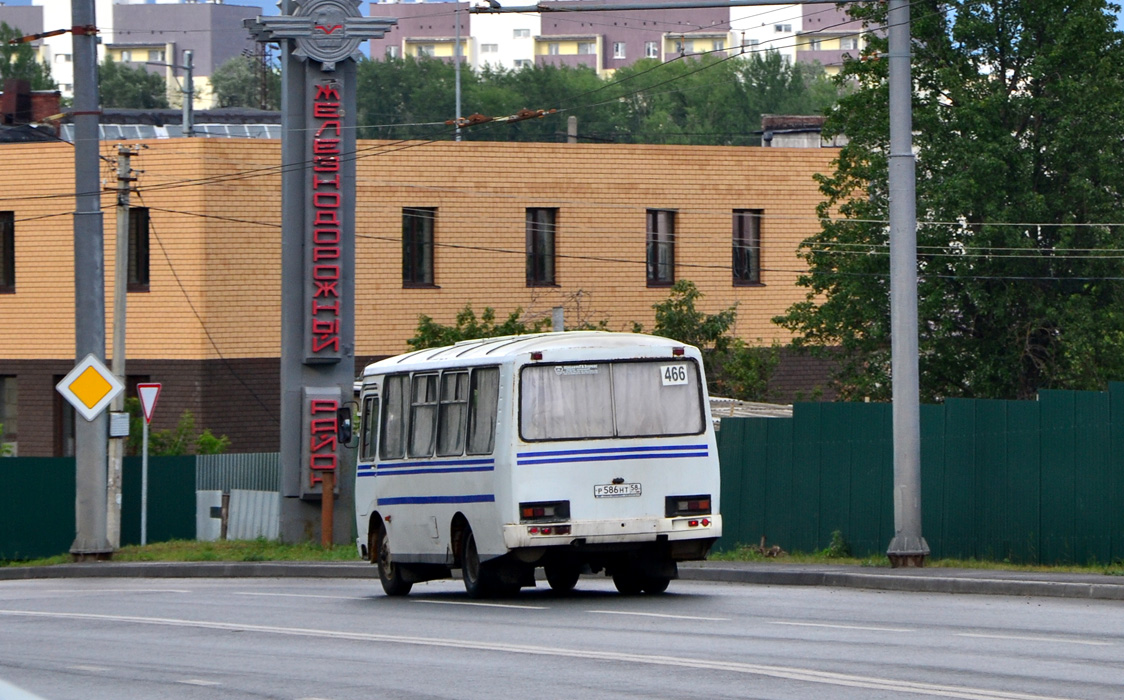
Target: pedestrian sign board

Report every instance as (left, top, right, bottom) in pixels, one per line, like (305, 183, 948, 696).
(137, 383, 162, 424)
(56, 353, 125, 422)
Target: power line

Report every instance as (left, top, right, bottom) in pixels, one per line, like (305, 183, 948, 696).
(137, 191, 279, 424)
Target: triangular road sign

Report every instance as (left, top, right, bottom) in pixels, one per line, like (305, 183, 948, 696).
(137, 383, 162, 424)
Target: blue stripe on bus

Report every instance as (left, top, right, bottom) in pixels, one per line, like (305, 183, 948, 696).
(358, 465, 494, 478)
(377, 494, 495, 505)
(517, 450, 709, 466)
(517, 444, 708, 459)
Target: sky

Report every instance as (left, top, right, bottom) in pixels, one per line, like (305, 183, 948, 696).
(0, 0, 1120, 26)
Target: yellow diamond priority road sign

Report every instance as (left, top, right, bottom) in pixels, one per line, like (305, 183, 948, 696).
(56, 353, 125, 422)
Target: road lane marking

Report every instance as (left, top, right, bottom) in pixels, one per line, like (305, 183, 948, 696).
(28, 589, 191, 595)
(68, 665, 111, 672)
(176, 680, 220, 686)
(233, 592, 366, 601)
(957, 633, 1112, 647)
(0, 609, 1082, 700)
(587, 610, 728, 621)
(769, 621, 914, 633)
(411, 599, 548, 610)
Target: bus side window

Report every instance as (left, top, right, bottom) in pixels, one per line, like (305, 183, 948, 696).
(466, 367, 500, 455)
(437, 371, 469, 456)
(409, 373, 439, 458)
(380, 374, 409, 460)
(360, 396, 378, 461)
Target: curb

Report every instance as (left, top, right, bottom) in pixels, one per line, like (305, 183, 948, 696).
(3, 561, 1123, 601)
(677, 565, 1124, 601)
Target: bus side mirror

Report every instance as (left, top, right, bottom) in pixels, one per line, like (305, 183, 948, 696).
(337, 404, 357, 448)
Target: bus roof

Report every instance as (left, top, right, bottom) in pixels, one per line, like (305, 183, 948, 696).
(361, 331, 698, 377)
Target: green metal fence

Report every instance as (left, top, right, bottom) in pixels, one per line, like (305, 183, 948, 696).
(1, 455, 196, 560)
(717, 383, 1124, 565)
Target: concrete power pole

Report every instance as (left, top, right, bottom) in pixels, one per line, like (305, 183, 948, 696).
(70, 0, 111, 560)
(885, 0, 929, 567)
(183, 50, 195, 137)
(107, 145, 136, 550)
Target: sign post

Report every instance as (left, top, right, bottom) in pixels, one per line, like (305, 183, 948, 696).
(137, 383, 162, 546)
(246, 0, 395, 545)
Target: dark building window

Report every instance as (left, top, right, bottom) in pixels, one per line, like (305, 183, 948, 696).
(733, 209, 762, 285)
(0, 211, 13, 293)
(646, 209, 675, 286)
(0, 375, 16, 454)
(128, 207, 150, 292)
(403, 207, 435, 286)
(526, 207, 557, 286)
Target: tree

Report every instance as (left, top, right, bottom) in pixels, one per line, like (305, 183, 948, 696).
(354, 52, 840, 145)
(124, 397, 230, 456)
(99, 58, 169, 109)
(408, 305, 551, 350)
(210, 54, 280, 110)
(650, 281, 778, 401)
(0, 22, 56, 90)
(610, 52, 840, 146)
(776, 0, 1124, 401)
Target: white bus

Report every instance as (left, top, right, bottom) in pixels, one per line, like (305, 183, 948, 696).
(354, 331, 722, 597)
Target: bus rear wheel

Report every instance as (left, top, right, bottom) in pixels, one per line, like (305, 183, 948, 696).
(612, 570, 644, 595)
(462, 529, 518, 598)
(377, 524, 413, 597)
(544, 562, 581, 593)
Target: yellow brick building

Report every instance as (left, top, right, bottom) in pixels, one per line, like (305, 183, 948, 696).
(0, 138, 835, 455)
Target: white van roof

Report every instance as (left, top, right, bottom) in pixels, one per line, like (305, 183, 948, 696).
(361, 331, 697, 377)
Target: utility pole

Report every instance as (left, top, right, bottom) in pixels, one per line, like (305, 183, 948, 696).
(454, 7, 463, 142)
(884, 0, 928, 567)
(183, 50, 195, 137)
(107, 145, 137, 550)
(70, 0, 111, 561)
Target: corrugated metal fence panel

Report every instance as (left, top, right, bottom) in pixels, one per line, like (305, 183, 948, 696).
(715, 416, 768, 551)
(818, 402, 854, 548)
(1004, 401, 1040, 563)
(763, 417, 794, 551)
(941, 399, 977, 559)
(1074, 390, 1111, 564)
(920, 403, 947, 559)
(195, 453, 280, 492)
(1039, 390, 1077, 564)
(121, 456, 197, 546)
(849, 403, 891, 556)
(790, 403, 822, 554)
(973, 399, 1009, 561)
(227, 490, 281, 541)
(714, 416, 742, 552)
(1110, 383, 1124, 562)
(0, 458, 75, 560)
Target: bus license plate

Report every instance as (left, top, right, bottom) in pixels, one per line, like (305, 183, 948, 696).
(594, 483, 642, 498)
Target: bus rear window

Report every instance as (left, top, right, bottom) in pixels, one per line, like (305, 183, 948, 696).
(520, 360, 704, 441)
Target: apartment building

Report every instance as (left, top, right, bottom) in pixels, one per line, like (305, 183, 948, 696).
(0, 137, 835, 456)
(0, 1, 261, 107)
(369, 0, 867, 76)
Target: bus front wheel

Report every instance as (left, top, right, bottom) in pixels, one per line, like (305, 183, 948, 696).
(377, 524, 413, 597)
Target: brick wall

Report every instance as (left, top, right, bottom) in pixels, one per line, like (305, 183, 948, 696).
(0, 138, 840, 454)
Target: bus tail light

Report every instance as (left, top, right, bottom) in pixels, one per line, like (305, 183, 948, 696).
(528, 524, 572, 536)
(520, 500, 570, 522)
(666, 494, 711, 517)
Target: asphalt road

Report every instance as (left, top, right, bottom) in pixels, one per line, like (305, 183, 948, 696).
(2, 575, 1122, 700)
